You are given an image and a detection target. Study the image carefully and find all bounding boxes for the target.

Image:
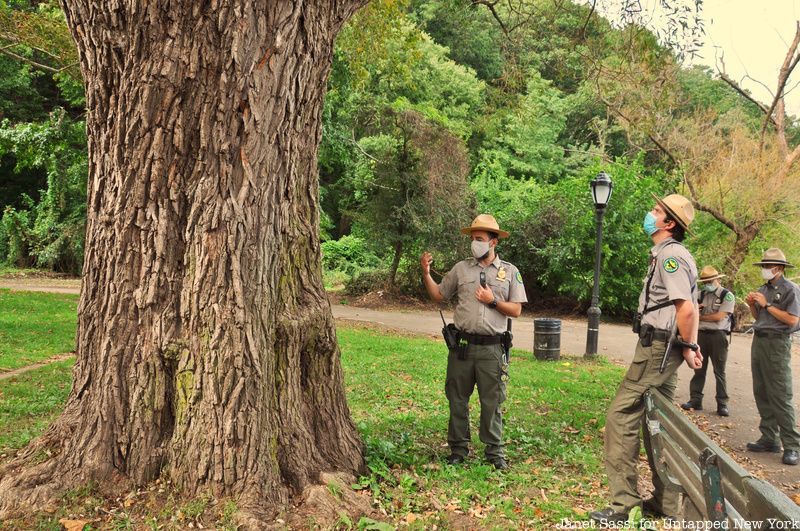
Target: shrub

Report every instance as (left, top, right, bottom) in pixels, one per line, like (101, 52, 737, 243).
(344, 269, 391, 296)
(321, 235, 382, 277)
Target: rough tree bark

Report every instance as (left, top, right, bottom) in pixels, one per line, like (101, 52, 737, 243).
(0, 0, 367, 521)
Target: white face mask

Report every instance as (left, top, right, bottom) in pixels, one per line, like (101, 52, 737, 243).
(761, 267, 777, 281)
(471, 240, 491, 260)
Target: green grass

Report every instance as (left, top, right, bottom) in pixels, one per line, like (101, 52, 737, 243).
(0, 289, 78, 371)
(339, 327, 623, 528)
(0, 358, 74, 453)
(0, 291, 627, 528)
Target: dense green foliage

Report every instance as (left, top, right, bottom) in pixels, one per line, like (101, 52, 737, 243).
(1, 0, 797, 314)
(0, 1, 86, 274)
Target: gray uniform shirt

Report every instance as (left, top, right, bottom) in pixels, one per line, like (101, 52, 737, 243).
(638, 238, 698, 330)
(698, 286, 735, 331)
(438, 255, 528, 335)
(753, 275, 800, 333)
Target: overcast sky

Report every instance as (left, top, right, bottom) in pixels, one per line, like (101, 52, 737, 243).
(595, 0, 800, 116)
(690, 0, 800, 116)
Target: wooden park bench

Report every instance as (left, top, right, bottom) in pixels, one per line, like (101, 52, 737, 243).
(645, 389, 800, 528)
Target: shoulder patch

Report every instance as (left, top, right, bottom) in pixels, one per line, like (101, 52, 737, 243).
(663, 257, 679, 273)
(725, 292, 735, 302)
(515, 271, 523, 283)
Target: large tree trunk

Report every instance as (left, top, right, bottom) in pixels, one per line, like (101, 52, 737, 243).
(0, 0, 366, 520)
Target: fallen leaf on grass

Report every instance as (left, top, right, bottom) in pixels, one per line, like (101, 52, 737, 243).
(468, 505, 487, 519)
(59, 519, 90, 531)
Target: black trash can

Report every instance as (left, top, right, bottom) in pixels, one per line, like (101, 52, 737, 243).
(534, 318, 561, 361)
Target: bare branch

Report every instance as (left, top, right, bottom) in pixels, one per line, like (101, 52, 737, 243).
(742, 74, 776, 99)
(598, 93, 679, 166)
(759, 22, 800, 150)
(351, 130, 385, 164)
(581, 0, 597, 41)
(472, 0, 509, 36)
(718, 73, 777, 126)
(502, 0, 537, 34)
(0, 47, 63, 73)
(682, 173, 739, 233)
(781, 77, 800, 98)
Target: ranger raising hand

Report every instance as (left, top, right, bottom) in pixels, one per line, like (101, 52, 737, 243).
(420, 214, 527, 471)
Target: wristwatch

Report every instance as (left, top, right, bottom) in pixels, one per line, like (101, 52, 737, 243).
(488, 298, 498, 309)
(765, 302, 773, 309)
(676, 338, 699, 351)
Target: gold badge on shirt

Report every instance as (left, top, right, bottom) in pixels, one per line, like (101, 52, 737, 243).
(497, 267, 507, 281)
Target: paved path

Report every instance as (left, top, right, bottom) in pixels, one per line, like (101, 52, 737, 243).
(0, 278, 81, 294)
(331, 302, 800, 496)
(3, 279, 799, 497)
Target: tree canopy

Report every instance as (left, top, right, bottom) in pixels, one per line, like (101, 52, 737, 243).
(1, 0, 798, 311)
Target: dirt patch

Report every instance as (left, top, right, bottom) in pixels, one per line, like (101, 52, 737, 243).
(278, 472, 383, 529)
(0, 353, 75, 381)
(334, 318, 439, 340)
(329, 290, 435, 313)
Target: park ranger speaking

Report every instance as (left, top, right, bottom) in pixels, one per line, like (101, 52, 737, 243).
(420, 214, 527, 471)
(590, 193, 702, 524)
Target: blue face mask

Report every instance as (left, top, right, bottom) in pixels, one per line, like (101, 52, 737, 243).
(643, 212, 659, 236)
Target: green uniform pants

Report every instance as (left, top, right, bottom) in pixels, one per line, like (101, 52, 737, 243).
(689, 330, 729, 407)
(751, 334, 800, 451)
(605, 338, 683, 516)
(445, 343, 508, 460)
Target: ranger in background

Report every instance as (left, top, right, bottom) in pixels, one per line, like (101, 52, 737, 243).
(681, 265, 735, 416)
(745, 248, 800, 466)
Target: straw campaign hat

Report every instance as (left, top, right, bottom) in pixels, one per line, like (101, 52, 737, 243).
(699, 265, 726, 282)
(754, 248, 794, 268)
(651, 193, 695, 231)
(460, 214, 509, 239)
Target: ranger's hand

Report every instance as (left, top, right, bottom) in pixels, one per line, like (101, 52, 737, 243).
(420, 252, 433, 276)
(683, 346, 702, 369)
(750, 292, 767, 307)
(475, 284, 494, 304)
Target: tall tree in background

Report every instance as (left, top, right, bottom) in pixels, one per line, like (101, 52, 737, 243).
(0, 0, 367, 521)
(353, 108, 473, 286)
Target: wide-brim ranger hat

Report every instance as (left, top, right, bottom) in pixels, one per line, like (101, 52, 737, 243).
(651, 192, 695, 232)
(754, 248, 794, 268)
(699, 265, 726, 282)
(460, 214, 509, 239)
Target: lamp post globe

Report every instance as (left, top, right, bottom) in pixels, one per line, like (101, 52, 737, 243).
(591, 171, 613, 208)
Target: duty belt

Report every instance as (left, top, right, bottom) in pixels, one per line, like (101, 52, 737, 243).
(754, 330, 790, 339)
(699, 329, 727, 335)
(640, 327, 671, 342)
(458, 331, 504, 345)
